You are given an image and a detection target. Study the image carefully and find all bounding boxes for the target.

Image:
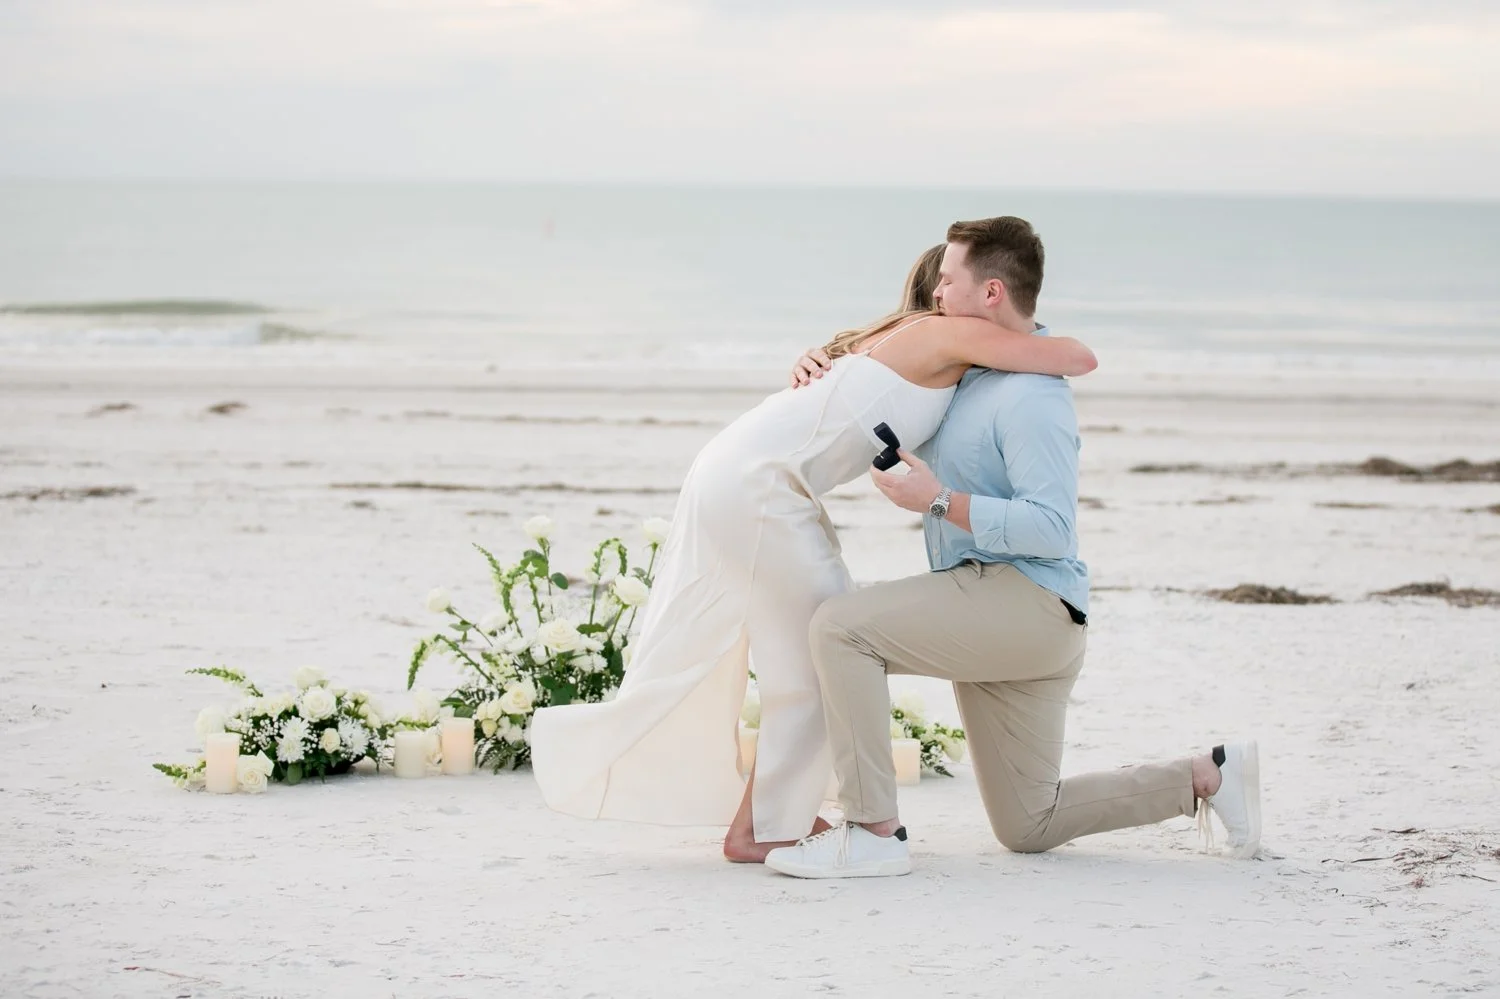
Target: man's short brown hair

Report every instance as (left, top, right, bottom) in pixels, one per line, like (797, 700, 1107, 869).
(946, 216, 1045, 317)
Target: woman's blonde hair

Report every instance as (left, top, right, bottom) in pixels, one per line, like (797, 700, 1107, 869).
(822, 243, 944, 360)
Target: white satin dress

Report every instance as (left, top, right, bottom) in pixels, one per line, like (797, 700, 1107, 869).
(530, 319, 956, 842)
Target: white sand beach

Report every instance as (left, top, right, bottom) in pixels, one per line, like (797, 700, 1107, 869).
(2, 353, 1498, 998)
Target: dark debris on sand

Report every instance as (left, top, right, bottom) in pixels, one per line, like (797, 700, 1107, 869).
(2, 486, 137, 501)
(1129, 456, 1499, 482)
(1372, 582, 1500, 609)
(86, 402, 137, 417)
(1346, 457, 1500, 482)
(1206, 584, 1337, 605)
(1130, 462, 1211, 474)
(206, 401, 248, 416)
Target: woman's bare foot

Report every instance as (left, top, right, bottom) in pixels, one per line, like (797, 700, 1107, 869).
(723, 816, 833, 864)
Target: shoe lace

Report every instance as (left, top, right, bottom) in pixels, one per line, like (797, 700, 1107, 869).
(1196, 799, 1216, 853)
(797, 822, 854, 866)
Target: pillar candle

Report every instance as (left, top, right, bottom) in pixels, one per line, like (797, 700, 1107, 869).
(393, 730, 428, 779)
(892, 738, 921, 786)
(439, 717, 475, 776)
(738, 726, 758, 777)
(204, 732, 241, 794)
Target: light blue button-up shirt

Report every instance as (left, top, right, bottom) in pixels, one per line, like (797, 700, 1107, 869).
(914, 325, 1090, 614)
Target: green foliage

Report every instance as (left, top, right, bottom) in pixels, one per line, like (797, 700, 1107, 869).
(407, 637, 432, 690)
(152, 762, 196, 780)
(186, 666, 262, 697)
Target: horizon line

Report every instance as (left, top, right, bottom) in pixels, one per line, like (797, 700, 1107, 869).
(1, 175, 1496, 207)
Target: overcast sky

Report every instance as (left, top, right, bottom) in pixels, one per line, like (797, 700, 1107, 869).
(1, 0, 1496, 198)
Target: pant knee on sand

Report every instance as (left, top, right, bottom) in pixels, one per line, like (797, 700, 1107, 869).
(984, 797, 1062, 854)
(990, 816, 1055, 854)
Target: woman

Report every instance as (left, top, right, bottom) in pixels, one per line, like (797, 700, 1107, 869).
(530, 244, 1097, 861)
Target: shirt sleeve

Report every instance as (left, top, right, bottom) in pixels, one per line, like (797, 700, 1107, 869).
(966, 382, 1080, 560)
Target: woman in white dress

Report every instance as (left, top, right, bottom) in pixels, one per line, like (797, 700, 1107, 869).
(530, 245, 1098, 861)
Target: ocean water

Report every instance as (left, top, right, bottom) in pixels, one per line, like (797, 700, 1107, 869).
(1, 180, 1497, 372)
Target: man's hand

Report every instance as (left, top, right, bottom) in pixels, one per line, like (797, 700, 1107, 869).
(789, 347, 832, 389)
(870, 449, 942, 514)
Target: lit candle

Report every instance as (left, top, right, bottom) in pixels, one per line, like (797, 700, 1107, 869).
(439, 717, 475, 776)
(892, 738, 921, 786)
(393, 730, 428, 779)
(204, 732, 241, 794)
(738, 726, 758, 777)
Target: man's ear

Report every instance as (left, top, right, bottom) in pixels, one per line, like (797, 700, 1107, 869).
(984, 279, 1007, 308)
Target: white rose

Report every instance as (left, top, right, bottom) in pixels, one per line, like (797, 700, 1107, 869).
(537, 618, 586, 654)
(641, 517, 671, 545)
(890, 718, 906, 739)
(237, 753, 273, 794)
(611, 576, 650, 607)
(194, 706, 226, 746)
(939, 735, 967, 763)
(425, 587, 452, 614)
(299, 686, 337, 722)
(238, 767, 268, 794)
(497, 679, 536, 716)
(740, 688, 761, 729)
(529, 644, 551, 665)
(360, 702, 383, 727)
(481, 718, 498, 738)
(478, 610, 508, 635)
(410, 687, 442, 725)
(319, 728, 342, 754)
(894, 691, 927, 722)
(293, 665, 326, 690)
(523, 515, 553, 541)
(267, 692, 296, 715)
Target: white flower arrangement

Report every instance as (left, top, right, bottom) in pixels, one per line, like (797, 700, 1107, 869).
(889, 691, 967, 777)
(154, 667, 398, 788)
(407, 519, 665, 772)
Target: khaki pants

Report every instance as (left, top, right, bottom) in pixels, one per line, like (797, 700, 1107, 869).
(809, 562, 1195, 853)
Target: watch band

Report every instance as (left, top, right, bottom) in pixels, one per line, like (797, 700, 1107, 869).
(930, 486, 953, 519)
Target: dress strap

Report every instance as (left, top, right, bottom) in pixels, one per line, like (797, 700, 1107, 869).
(863, 314, 935, 357)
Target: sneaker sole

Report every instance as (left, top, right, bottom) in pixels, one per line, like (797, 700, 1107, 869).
(764, 855, 912, 879)
(1234, 740, 1262, 859)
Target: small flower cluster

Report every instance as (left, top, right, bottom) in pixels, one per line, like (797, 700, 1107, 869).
(890, 691, 967, 777)
(409, 515, 667, 772)
(154, 665, 402, 789)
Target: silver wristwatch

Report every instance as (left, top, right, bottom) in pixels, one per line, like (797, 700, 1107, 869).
(928, 486, 953, 520)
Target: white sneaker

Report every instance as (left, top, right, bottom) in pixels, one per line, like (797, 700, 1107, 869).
(765, 822, 912, 879)
(1198, 741, 1262, 859)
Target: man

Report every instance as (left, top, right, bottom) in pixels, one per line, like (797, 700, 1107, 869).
(765, 216, 1260, 879)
